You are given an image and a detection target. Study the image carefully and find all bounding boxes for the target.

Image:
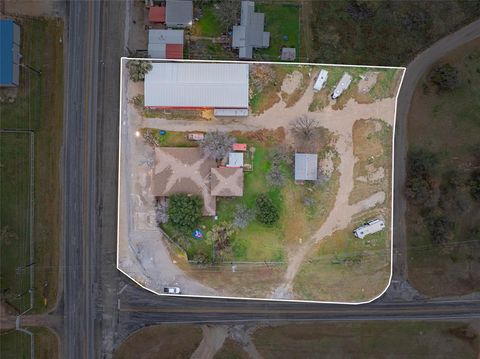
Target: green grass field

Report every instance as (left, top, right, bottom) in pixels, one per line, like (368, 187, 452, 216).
(256, 3, 300, 60)
(0, 330, 31, 359)
(192, 6, 223, 37)
(0, 132, 32, 312)
(0, 18, 64, 313)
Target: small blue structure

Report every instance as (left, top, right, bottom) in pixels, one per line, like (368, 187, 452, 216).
(1, 19, 21, 87)
(159, 130, 166, 135)
(192, 229, 204, 239)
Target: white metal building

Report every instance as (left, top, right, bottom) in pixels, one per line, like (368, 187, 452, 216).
(294, 153, 318, 181)
(144, 62, 249, 109)
(227, 152, 244, 167)
(313, 69, 328, 92)
(353, 219, 385, 239)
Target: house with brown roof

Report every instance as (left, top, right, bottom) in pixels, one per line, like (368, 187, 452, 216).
(151, 147, 244, 216)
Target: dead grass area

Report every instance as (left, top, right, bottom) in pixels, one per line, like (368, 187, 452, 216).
(230, 128, 286, 146)
(214, 338, 249, 359)
(349, 119, 392, 205)
(252, 321, 478, 358)
(406, 38, 480, 297)
(308, 88, 330, 112)
(280, 68, 313, 108)
(185, 264, 286, 299)
(113, 325, 203, 359)
(32, 327, 58, 359)
(293, 207, 390, 302)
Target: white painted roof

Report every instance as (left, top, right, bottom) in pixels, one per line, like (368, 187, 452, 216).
(144, 62, 249, 108)
(313, 69, 328, 91)
(353, 219, 385, 239)
(227, 152, 244, 167)
(148, 29, 184, 45)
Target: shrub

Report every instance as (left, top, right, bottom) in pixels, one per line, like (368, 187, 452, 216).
(425, 214, 454, 245)
(266, 165, 285, 187)
(255, 194, 279, 225)
(126, 60, 152, 82)
(406, 148, 438, 205)
(233, 204, 254, 229)
(430, 63, 460, 90)
(208, 222, 235, 259)
(167, 194, 202, 232)
(469, 170, 480, 201)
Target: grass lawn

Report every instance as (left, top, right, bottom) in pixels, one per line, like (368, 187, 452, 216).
(0, 330, 31, 359)
(0, 133, 32, 313)
(255, 3, 300, 61)
(113, 325, 203, 359)
(252, 321, 478, 358)
(0, 17, 64, 313)
(406, 39, 480, 297)
(192, 6, 223, 37)
(293, 208, 390, 302)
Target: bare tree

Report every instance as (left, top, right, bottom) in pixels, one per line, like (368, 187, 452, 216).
(290, 115, 319, 143)
(200, 131, 235, 162)
(214, 0, 241, 32)
(266, 165, 285, 187)
(126, 60, 152, 82)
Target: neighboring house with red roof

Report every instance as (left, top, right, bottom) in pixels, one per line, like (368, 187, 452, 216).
(148, 29, 184, 59)
(148, 6, 165, 23)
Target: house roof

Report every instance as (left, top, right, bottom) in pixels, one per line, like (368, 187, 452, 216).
(149, 29, 184, 45)
(233, 143, 247, 152)
(295, 153, 318, 181)
(149, 6, 166, 23)
(211, 168, 244, 197)
(232, 1, 270, 59)
(152, 147, 217, 215)
(144, 62, 249, 109)
(166, 0, 193, 26)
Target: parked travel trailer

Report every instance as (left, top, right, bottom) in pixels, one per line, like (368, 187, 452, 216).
(353, 219, 385, 239)
(331, 72, 352, 99)
(313, 69, 328, 92)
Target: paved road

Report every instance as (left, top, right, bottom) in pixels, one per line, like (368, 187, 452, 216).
(62, 1, 100, 358)
(392, 17, 480, 282)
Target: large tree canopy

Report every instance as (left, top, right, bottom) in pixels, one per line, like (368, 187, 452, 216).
(167, 194, 203, 232)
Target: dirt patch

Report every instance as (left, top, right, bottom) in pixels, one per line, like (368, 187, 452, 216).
(281, 71, 302, 95)
(114, 325, 203, 359)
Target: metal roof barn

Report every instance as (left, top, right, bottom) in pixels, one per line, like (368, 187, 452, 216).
(144, 62, 249, 109)
(0, 19, 21, 87)
(295, 153, 318, 181)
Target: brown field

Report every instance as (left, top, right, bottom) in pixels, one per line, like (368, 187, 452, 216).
(214, 338, 249, 359)
(252, 321, 479, 359)
(113, 325, 203, 359)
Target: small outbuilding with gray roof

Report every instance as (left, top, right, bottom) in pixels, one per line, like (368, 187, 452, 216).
(165, 0, 193, 28)
(295, 153, 318, 181)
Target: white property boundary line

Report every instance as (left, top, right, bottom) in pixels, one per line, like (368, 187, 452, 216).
(117, 57, 406, 305)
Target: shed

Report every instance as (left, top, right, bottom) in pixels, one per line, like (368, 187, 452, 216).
(144, 62, 249, 110)
(232, 1, 270, 59)
(232, 143, 247, 152)
(294, 153, 318, 181)
(281, 48, 296, 61)
(166, 0, 193, 28)
(148, 29, 184, 59)
(214, 108, 249, 117)
(227, 152, 244, 167)
(313, 69, 328, 92)
(149, 6, 166, 23)
(353, 219, 385, 239)
(0, 19, 21, 87)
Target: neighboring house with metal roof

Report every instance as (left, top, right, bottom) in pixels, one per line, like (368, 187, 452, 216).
(165, 0, 193, 28)
(148, 29, 184, 59)
(144, 62, 249, 110)
(232, 1, 270, 59)
(0, 19, 21, 87)
(294, 153, 318, 181)
(210, 168, 243, 197)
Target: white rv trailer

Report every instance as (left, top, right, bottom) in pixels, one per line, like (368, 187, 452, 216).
(313, 69, 328, 92)
(331, 72, 353, 99)
(353, 219, 385, 239)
